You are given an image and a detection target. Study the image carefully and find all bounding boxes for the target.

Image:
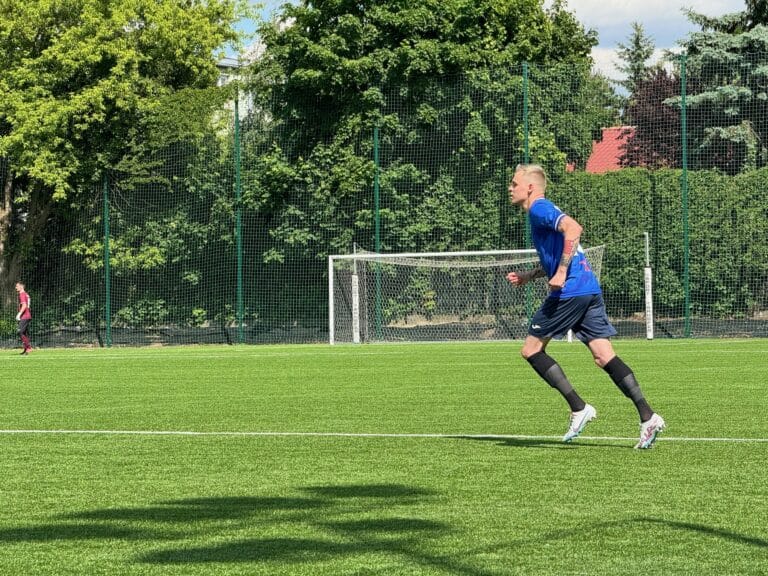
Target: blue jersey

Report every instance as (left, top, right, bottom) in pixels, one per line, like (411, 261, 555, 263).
(529, 198, 601, 299)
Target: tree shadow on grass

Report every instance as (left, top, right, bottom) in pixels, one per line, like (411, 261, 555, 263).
(140, 537, 366, 563)
(0, 484, 500, 576)
(454, 435, 629, 450)
(640, 517, 768, 548)
(465, 516, 768, 563)
(0, 497, 323, 544)
(140, 521, 446, 565)
(504, 517, 768, 551)
(138, 484, 498, 575)
(64, 496, 328, 523)
(0, 523, 163, 542)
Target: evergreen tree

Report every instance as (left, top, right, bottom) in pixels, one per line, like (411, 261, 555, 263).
(615, 22, 655, 97)
(678, 3, 768, 173)
(685, 0, 768, 33)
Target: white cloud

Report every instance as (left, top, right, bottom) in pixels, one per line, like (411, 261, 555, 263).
(546, 0, 745, 50)
(592, 47, 682, 82)
(548, 0, 745, 81)
(550, 0, 742, 29)
(590, 47, 621, 81)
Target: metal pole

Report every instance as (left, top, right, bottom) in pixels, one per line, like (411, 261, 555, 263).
(522, 62, 534, 321)
(234, 87, 244, 344)
(680, 55, 691, 337)
(523, 61, 530, 167)
(328, 255, 335, 345)
(373, 125, 382, 340)
(103, 172, 112, 348)
(522, 62, 531, 249)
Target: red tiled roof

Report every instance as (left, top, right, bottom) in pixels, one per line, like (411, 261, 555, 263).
(585, 126, 635, 173)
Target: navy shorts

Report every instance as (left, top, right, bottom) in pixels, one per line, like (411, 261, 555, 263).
(528, 294, 617, 343)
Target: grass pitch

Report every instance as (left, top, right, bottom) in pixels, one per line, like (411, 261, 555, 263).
(1, 340, 766, 575)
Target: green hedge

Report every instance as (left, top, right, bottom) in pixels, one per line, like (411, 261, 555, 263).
(548, 167, 768, 320)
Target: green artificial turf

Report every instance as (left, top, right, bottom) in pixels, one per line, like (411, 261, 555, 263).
(1, 340, 766, 575)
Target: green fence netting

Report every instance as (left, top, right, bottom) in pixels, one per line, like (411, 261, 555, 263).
(2, 57, 767, 347)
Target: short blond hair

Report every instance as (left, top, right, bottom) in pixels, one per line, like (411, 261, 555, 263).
(514, 163, 548, 190)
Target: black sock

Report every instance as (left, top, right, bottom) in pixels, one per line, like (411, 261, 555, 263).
(527, 352, 586, 412)
(603, 356, 653, 421)
(563, 391, 586, 413)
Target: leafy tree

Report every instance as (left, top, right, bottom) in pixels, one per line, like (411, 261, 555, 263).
(621, 68, 684, 168)
(0, 0, 242, 306)
(529, 63, 620, 172)
(248, 0, 616, 261)
(255, 0, 598, 134)
(236, 0, 623, 329)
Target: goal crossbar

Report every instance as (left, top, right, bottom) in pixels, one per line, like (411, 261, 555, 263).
(329, 249, 535, 260)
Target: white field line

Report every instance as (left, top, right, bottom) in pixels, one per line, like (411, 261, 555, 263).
(0, 429, 767, 443)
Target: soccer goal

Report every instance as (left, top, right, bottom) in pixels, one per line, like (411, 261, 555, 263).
(328, 246, 604, 344)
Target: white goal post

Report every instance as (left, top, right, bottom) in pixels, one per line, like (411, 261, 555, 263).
(643, 232, 654, 340)
(328, 246, 605, 344)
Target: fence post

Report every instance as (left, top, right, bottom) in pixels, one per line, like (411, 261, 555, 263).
(234, 88, 244, 344)
(522, 62, 534, 320)
(373, 124, 382, 340)
(523, 62, 530, 166)
(103, 171, 112, 348)
(680, 54, 691, 337)
(522, 61, 531, 248)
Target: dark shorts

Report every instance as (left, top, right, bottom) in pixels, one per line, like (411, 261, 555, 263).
(528, 294, 617, 343)
(18, 318, 31, 336)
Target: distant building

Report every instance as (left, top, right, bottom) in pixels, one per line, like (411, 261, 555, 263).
(216, 54, 258, 117)
(216, 41, 269, 118)
(216, 56, 242, 88)
(584, 126, 635, 173)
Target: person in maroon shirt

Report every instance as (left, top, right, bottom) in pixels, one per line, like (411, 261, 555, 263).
(15, 281, 32, 355)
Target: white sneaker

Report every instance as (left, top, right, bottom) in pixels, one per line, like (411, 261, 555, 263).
(635, 413, 666, 449)
(563, 404, 597, 443)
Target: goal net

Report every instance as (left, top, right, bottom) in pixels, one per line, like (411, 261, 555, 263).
(328, 246, 605, 344)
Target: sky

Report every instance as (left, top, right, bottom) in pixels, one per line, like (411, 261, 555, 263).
(546, 0, 746, 80)
(250, 0, 748, 81)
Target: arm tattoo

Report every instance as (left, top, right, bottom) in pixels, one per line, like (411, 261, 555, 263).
(559, 237, 580, 269)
